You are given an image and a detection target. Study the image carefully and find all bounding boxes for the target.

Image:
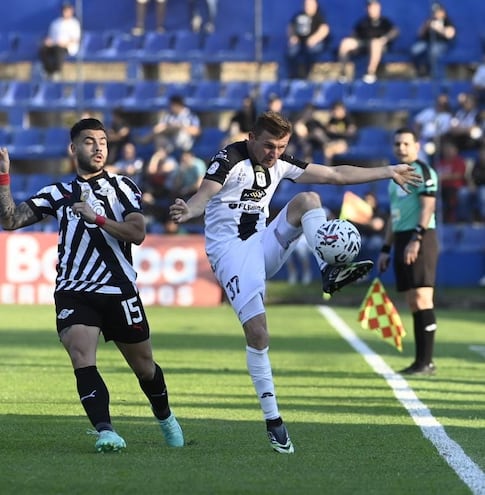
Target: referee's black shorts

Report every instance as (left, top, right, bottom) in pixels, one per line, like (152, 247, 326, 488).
(393, 229, 439, 292)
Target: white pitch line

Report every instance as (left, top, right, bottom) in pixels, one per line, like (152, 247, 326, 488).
(318, 305, 485, 495)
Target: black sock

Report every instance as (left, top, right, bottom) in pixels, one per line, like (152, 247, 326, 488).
(74, 366, 112, 432)
(139, 363, 171, 420)
(413, 309, 437, 366)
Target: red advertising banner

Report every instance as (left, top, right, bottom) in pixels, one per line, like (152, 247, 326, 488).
(0, 232, 222, 306)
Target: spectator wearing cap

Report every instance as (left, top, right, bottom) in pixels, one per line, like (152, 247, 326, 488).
(410, 2, 456, 79)
(38, 3, 81, 79)
(337, 0, 399, 84)
(286, 0, 330, 79)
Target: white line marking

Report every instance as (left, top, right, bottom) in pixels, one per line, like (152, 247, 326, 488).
(318, 305, 485, 495)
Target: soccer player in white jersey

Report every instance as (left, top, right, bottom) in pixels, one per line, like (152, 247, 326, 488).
(0, 118, 183, 453)
(169, 111, 421, 453)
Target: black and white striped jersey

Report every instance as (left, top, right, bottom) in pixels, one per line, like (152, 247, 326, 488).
(26, 170, 143, 295)
(203, 141, 308, 259)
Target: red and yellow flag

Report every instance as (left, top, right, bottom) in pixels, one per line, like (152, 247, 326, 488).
(358, 277, 406, 351)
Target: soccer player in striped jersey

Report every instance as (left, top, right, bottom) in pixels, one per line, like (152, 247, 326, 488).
(169, 111, 422, 453)
(0, 118, 184, 452)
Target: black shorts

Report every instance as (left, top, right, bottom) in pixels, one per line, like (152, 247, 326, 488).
(393, 230, 439, 292)
(54, 290, 150, 343)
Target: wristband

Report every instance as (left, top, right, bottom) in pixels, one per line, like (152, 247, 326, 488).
(414, 224, 426, 235)
(0, 173, 10, 185)
(381, 244, 391, 254)
(94, 214, 106, 227)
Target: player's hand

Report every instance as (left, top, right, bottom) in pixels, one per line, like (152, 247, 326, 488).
(72, 201, 96, 223)
(169, 198, 189, 224)
(390, 164, 423, 193)
(0, 148, 11, 174)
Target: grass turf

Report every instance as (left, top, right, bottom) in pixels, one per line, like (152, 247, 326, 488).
(0, 302, 484, 495)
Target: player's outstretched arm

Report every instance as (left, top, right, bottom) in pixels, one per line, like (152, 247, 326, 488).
(0, 148, 40, 230)
(298, 163, 422, 192)
(170, 179, 222, 224)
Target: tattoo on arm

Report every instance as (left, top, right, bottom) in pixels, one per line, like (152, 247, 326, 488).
(0, 190, 38, 230)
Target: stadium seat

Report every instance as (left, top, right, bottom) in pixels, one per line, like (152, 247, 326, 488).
(379, 81, 415, 112)
(136, 31, 174, 63)
(28, 81, 74, 111)
(283, 80, 317, 112)
(0, 80, 33, 108)
(9, 32, 41, 62)
(184, 80, 221, 112)
(43, 127, 70, 158)
(0, 33, 12, 63)
(77, 31, 108, 61)
(9, 172, 27, 203)
(121, 80, 163, 111)
(96, 32, 141, 62)
(201, 31, 235, 63)
(212, 81, 253, 110)
(9, 128, 44, 159)
(344, 81, 384, 112)
(338, 126, 393, 162)
(171, 30, 203, 61)
(232, 32, 256, 62)
(312, 81, 347, 109)
(192, 127, 226, 160)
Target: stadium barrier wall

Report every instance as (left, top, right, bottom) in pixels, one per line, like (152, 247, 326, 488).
(0, 232, 222, 306)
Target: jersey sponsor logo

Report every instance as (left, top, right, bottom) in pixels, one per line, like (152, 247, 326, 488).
(58, 308, 75, 319)
(228, 202, 263, 212)
(240, 188, 266, 202)
(207, 161, 221, 174)
(211, 149, 228, 161)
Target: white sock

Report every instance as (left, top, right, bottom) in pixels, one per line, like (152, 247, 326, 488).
(301, 208, 328, 271)
(246, 346, 279, 420)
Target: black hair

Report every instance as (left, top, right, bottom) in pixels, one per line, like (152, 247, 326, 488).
(70, 118, 107, 141)
(394, 127, 418, 141)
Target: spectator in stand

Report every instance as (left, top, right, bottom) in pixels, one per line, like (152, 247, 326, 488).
(337, 0, 399, 84)
(39, 2, 81, 80)
(445, 92, 482, 152)
(286, 0, 330, 79)
(170, 149, 206, 201)
(287, 103, 327, 162)
(457, 145, 485, 223)
(472, 56, 485, 107)
(323, 101, 358, 164)
(435, 139, 468, 223)
(410, 2, 456, 79)
(143, 95, 201, 155)
(223, 95, 257, 147)
(142, 144, 179, 233)
(412, 92, 453, 161)
(106, 109, 131, 165)
(107, 142, 145, 185)
(190, 0, 218, 34)
(132, 0, 167, 35)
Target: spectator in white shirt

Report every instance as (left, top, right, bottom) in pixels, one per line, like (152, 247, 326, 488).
(39, 3, 81, 79)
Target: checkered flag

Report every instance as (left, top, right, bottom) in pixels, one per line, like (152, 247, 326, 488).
(358, 277, 406, 351)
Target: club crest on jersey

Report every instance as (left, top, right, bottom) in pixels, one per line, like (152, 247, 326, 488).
(207, 161, 220, 175)
(241, 188, 266, 202)
(253, 164, 268, 188)
(211, 149, 227, 161)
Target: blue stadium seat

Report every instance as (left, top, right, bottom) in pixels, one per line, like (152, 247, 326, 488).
(313, 81, 347, 109)
(136, 31, 174, 63)
(232, 32, 256, 62)
(28, 81, 74, 111)
(43, 127, 70, 158)
(171, 30, 203, 61)
(272, 181, 312, 212)
(338, 126, 393, 162)
(96, 32, 141, 62)
(212, 81, 253, 110)
(121, 80, 163, 111)
(283, 80, 317, 112)
(9, 173, 27, 203)
(9, 128, 44, 159)
(201, 32, 235, 63)
(100, 81, 130, 108)
(0, 80, 33, 107)
(77, 31, 108, 61)
(9, 32, 41, 62)
(192, 127, 226, 160)
(344, 81, 385, 112)
(0, 33, 12, 63)
(380, 80, 415, 112)
(185, 81, 221, 111)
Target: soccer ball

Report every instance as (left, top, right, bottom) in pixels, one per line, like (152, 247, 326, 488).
(315, 219, 361, 265)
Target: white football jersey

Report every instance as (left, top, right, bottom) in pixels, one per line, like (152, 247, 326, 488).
(203, 141, 308, 259)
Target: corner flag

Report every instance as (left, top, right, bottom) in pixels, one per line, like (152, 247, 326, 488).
(358, 277, 406, 351)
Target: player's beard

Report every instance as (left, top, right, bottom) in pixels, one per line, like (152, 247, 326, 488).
(77, 155, 105, 175)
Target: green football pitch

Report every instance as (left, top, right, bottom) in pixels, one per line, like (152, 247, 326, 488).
(1, 302, 484, 495)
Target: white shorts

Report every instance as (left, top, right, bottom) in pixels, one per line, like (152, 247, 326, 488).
(208, 205, 302, 321)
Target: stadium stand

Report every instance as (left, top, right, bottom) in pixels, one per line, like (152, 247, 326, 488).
(0, 0, 484, 282)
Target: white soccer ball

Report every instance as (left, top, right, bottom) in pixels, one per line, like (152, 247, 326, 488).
(315, 219, 361, 265)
